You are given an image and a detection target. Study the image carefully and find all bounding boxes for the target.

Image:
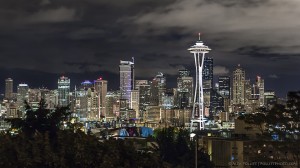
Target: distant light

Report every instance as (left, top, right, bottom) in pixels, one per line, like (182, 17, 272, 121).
(190, 133, 196, 138)
(81, 80, 92, 85)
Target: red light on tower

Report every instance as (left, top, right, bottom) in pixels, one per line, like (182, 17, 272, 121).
(99, 77, 102, 80)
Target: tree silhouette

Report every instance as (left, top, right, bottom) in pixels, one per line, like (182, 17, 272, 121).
(154, 127, 213, 168)
(1, 100, 163, 168)
(6, 99, 71, 137)
(239, 91, 300, 167)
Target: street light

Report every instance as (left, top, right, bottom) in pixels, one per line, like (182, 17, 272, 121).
(190, 133, 197, 168)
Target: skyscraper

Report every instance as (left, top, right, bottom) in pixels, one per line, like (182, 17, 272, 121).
(256, 76, 265, 107)
(17, 83, 29, 113)
(210, 89, 224, 113)
(150, 72, 166, 106)
(105, 91, 120, 120)
(218, 76, 230, 112)
(177, 69, 193, 108)
(264, 90, 276, 110)
(94, 77, 108, 119)
(218, 76, 230, 99)
(188, 33, 211, 131)
(202, 57, 213, 109)
(5, 78, 13, 100)
(203, 57, 213, 89)
(119, 59, 134, 102)
(232, 65, 246, 105)
(130, 90, 139, 119)
(58, 76, 70, 107)
(135, 80, 150, 119)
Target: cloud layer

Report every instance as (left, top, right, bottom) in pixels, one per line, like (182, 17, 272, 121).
(0, 0, 299, 96)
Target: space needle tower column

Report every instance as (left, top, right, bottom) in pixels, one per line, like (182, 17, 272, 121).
(188, 33, 211, 132)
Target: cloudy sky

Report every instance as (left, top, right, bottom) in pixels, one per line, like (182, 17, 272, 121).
(0, 0, 299, 97)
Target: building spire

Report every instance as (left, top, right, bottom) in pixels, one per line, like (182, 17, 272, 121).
(198, 32, 201, 41)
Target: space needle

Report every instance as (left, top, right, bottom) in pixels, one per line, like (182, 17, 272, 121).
(188, 33, 211, 132)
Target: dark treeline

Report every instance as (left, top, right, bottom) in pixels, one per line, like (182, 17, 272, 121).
(0, 100, 213, 168)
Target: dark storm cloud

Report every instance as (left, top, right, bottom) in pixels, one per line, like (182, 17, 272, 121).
(0, 0, 299, 96)
(64, 61, 103, 72)
(235, 46, 300, 61)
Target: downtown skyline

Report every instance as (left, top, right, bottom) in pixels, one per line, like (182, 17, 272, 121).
(0, 0, 299, 97)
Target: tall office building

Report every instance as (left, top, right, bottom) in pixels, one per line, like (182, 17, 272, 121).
(105, 91, 120, 120)
(218, 76, 230, 112)
(210, 89, 224, 114)
(17, 83, 29, 113)
(74, 80, 98, 119)
(203, 57, 213, 110)
(232, 65, 246, 105)
(130, 90, 139, 119)
(245, 79, 252, 103)
(218, 76, 230, 99)
(135, 80, 151, 119)
(58, 76, 70, 107)
(94, 77, 108, 118)
(179, 69, 191, 77)
(28, 88, 41, 103)
(5, 78, 13, 100)
(176, 69, 193, 108)
(119, 59, 134, 102)
(40, 89, 57, 109)
(256, 76, 265, 106)
(162, 90, 174, 109)
(264, 90, 276, 110)
(150, 72, 166, 106)
(203, 57, 213, 88)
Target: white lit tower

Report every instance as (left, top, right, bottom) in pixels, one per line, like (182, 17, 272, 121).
(188, 33, 211, 131)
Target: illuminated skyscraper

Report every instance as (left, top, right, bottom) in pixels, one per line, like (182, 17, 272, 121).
(105, 91, 120, 120)
(232, 65, 246, 105)
(203, 57, 213, 89)
(203, 57, 213, 109)
(177, 69, 193, 108)
(210, 89, 224, 113)
(256, 76, 265, 106)
(218, 76, 230, 99)
(264, 90, 276, 110)
(58, 76, 70, 107)
(188, 34, 211, 131)
(94, 77, 107, 119)
(17, 83, 29, 113)
(135, 80, 150, 119)
(150, 72, 166, 106)
(119, 59, 134, 102)
(5, 78, 13, 99)
(130, 90, 139, 119)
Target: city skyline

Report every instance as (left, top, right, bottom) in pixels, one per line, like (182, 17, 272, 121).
(0, 62, 294, 99)
(0, 0, 299, 97)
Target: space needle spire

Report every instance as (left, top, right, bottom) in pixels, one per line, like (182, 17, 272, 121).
(188, 33, 211, 132)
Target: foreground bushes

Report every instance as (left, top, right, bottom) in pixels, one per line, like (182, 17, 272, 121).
(0, 130, 162, 168)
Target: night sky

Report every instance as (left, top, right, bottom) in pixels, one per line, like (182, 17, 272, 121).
(0, 0, 299, 97)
